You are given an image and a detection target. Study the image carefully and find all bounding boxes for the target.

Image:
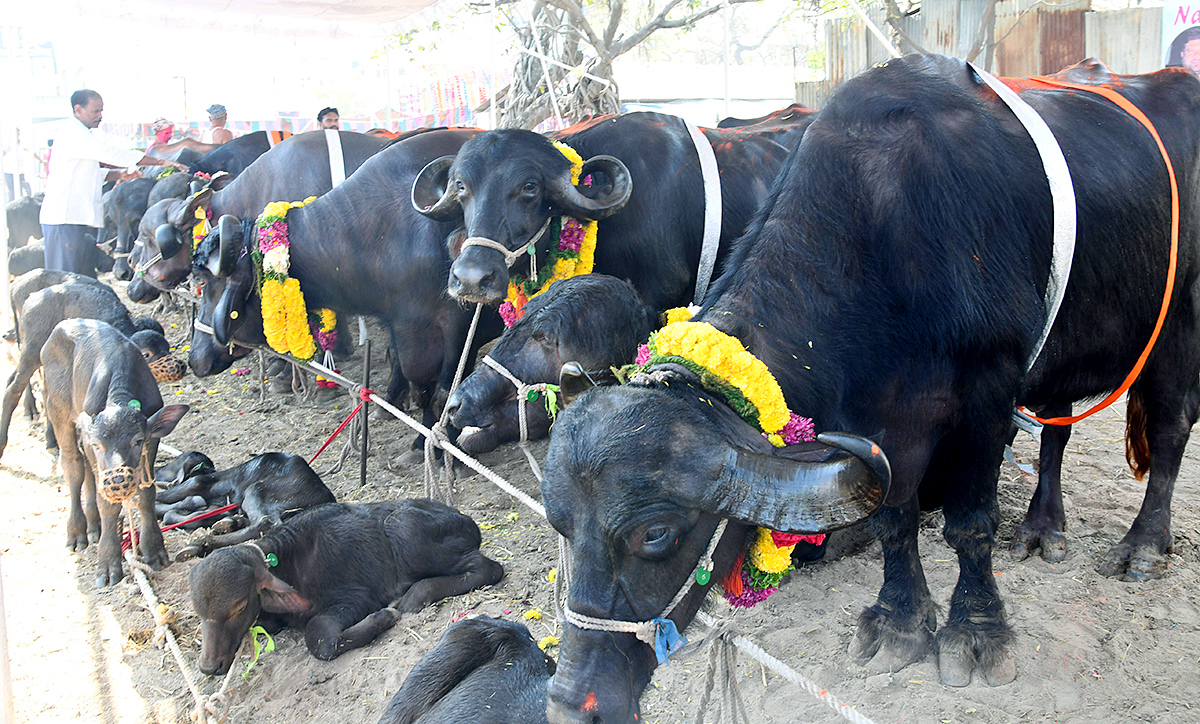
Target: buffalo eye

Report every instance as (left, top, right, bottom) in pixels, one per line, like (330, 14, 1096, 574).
(632, 523, 679, 560)
(141, 350, 152, 360)
(521, 180, 538, 197)
(131, 437, 145, 449)
(531, 330, 554, 346)
(229, 599, 247, 619)
(455, 179, 466, 195)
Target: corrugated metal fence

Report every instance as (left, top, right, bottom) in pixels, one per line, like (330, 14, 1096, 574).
(798, 0, 1163, 107)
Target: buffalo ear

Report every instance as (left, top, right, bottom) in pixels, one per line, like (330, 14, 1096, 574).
(186, 188, 214, 219)
(207, 171, 234, 192)
(256, 571, 311, 614)
(411, 156, 461, 220)
(155, 223, 184, 259)
(146, 405, 190, 439)
(701, 432, 891, 533)
(213, 277, 251, 345)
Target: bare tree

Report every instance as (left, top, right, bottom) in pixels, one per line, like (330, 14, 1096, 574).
(488, 0, 760, 129)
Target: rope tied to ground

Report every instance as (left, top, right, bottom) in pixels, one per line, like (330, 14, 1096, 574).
(307, 386, 375, 465)
(694, 616, 750, 724)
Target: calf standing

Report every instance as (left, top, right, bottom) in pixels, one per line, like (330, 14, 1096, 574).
(0, 282, 181, 458)
(188, 499, 504, 675)
(40, 319, 189, 586)
(378, 617, 553, 724)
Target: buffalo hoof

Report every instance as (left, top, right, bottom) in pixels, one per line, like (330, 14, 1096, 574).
(1012, 525, 1067, 563)
(390, 449, 424, 468)
(67, 529, 89, 552)
(1098, 541, 1169, 582)
(95, 559, 125, 588)
(269, 376, 293, 395)
(370, 405, 396, 422)
(210, 515, 246, 535)
(850, 603, 935, 674)
(175, 544, 202, 562)
(456, 425, 500, 455)
(936, 622, 1016, 687)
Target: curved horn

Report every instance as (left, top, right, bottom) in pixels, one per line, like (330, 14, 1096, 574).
(189, 180, 204, 195)
(546, 154, 632, 221)
(208, 171, 234, 192)
(702, 432, 891, 533)
(411, 156, 461, 220)
(212, 215, 243, 277)
(559, 362, 591, 409)
(155, 224, 184, 260)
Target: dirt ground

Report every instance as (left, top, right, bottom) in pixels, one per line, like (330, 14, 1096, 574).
(2, 281, 1199, 724)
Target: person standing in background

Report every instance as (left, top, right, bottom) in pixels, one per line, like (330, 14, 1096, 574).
(2, 129, 29, 202)
(318, 107, 340, 129)
(39, 89, 188, 275)
(147, 117, 175, 152)
(201, 104, 233, 144)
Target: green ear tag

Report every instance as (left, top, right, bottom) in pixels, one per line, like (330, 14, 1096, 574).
(265, 553, 278, 567)
(526, 389, 540, 402)
(127, 399, 141, 410)
(696, 568, 711, 586)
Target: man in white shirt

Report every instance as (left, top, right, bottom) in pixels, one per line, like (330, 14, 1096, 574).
(39, 89, 188, 275)
(200, 104, 233, 145)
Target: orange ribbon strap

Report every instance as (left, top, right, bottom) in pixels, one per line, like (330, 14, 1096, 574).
(1016, 76, 1180, 426)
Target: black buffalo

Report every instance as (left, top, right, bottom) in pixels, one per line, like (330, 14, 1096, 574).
(539, 55, 1200, 722)
(445, 275, 655, 453)
(133, 130, 389, 293)
(157, 452, 336, 555)
(100, 177, 155, 280)
(189, 128, 496, 431)
(0, 282, 176, 458)
(411, 111, 812, 310)
(188, 499, 504, 675)
(378, 616, 554, 724)
(6, 193, 42, 250)
(40, 319, 189, 586)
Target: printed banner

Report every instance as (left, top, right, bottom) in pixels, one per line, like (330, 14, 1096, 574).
(1164, 2, 1200, 73)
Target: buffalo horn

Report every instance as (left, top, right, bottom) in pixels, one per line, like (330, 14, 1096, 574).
(411, 156, 461, 220)
(702, 432, 891, 533)
(212, 215, 243, 277)
(189, 180, 204, 195)
(546, 154, 632, 221)
(155, 224, 184, 260)
(558, 362, 592, 409)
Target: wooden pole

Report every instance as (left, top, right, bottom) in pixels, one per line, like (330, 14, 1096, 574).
(360, 338, 371, 487)
(0, 554, 15, 724)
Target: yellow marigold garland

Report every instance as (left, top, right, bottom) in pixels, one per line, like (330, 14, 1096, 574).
(498, 140, 599, 327)
(253, 197, 336, 361)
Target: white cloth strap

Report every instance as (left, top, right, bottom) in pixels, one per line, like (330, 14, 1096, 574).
(324, 129, 346, 188)
(969, 63, 1077, 373)
(685, 119, 724, 307)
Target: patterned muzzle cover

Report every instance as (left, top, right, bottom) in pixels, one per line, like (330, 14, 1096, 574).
(98, 452, 153, 505)
(148, 355, 188, 383)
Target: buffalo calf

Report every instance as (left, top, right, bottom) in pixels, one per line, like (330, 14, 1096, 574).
(159, 452, 336, 556)
(378, 617, 553, 724)
(40, 319, 189, 586)
(189, 499, 504, 675)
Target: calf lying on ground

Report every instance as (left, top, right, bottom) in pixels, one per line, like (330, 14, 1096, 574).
(155, 450, 216, 486)
(189, 499, 504, 675)
(40, 319, 189, 586)
(0, 282, 183, 458)
(157, 452, 336, 555)
(378, 617, 553, 724)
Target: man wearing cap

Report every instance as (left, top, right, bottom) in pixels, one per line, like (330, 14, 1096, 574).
(147, 117, 175, 151)
(39, 89, 189, 275)
(201, 104, 233, 144)
(318, 107, 339, 130)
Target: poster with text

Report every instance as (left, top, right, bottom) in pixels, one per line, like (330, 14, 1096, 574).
(1165, 1, 1200, 74)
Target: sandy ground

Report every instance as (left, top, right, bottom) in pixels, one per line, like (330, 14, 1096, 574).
(2, 286, 1200, 724)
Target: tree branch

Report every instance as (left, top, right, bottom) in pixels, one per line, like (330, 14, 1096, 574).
(614, 0, 757, 56)
(544, 0, 604, 52)
(603, 0, 623, 49)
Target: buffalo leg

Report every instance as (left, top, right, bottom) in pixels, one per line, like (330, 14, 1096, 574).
(305, 603, 399, 661)
(851, 495, 935, 673)
(22, 384, 36, 421)
(1012, 402, 1071, 562)
(135, 439, 170, 570)
(58, 424, 91, 552)
(936, 423, 1014, 687)
(396, 551, 504, 613)
(176, 517, 276, 561)
(94, 489, 126, 587)
(0, 349, 41, 459)
(1098, 376, 1200, 581)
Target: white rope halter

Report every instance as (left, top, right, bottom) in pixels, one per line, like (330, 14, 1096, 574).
(480, 354, 551, 480)
(561, 518, 728, 660)
(459, 217, 553, 282)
